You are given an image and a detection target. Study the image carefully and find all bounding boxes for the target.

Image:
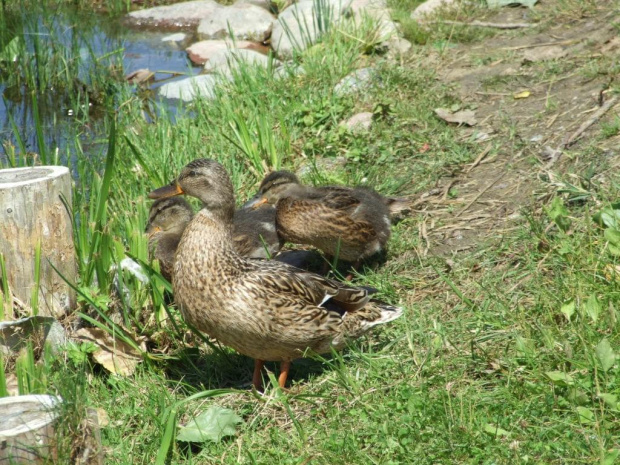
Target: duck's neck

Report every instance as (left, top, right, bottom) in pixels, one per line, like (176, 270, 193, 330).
(177, 208, 242, 272)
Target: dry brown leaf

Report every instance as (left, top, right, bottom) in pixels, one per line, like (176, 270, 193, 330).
(434, 108, 477, 126)
(4, 373, 19, 396)
(74, 328, 141, 376)
(523, 46, 567, 63)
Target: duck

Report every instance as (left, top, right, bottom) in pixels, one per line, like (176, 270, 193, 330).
(232, 206, 282, 259)
(148, 159, 403, 389)
(146, 196, 282, 281)
(247, 170, 407, 267)
(146, 197, 194, 281)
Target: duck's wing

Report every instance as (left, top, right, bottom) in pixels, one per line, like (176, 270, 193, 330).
(244, 259, 371, 313)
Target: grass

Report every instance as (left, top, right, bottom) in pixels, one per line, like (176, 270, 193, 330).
(1, 0, 620, 463)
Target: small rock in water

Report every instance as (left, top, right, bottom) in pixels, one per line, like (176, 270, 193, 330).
(334, 67, 376, 96)
(158, 74, 223, 102)
(126, 69, 155, 84)
(186, 39, 264, 65)
(162, 33, 189, 47)
(197, 3, 275, 41)
(340, 112, 374, 133)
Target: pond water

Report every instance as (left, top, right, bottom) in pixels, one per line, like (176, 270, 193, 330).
(0, 7, 199, 166)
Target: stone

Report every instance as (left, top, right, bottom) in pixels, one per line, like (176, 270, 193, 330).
(125, 0, 224, 28)
(186, 39, 265, 65)
(204, 48, 280, 77)
(197, 3, 275, 41)
(410, 0, 458, 22)
(340, 112, 373, 132)
(162, 32, 188, 43)
(333, 67, 376, 96)
(346, 0, 396, 40)
(271, 0, 344, 59)
(386, 36, 412, 56)
(158, 74, 222, 101)
(234, 0, 274, 12)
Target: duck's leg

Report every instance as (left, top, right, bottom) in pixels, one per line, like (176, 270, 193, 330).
(344, 260, 362, 281)
(278, 361, 291, 388)
(252, 359, 265, 390)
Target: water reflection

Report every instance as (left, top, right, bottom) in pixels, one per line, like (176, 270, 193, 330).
(0, 7, 198, 166)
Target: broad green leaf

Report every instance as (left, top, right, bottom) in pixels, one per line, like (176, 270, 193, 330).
(584, 294, 601, 323)
(576, 406, 594, 424)
(545, 371, 574, 386)
(483, 423, 510, 437)
(561, 300, 575, 321)
(177, 406, 243, 443)
(593, 203, 620, 229)
(567, 388, 588, 406)
(604, 228, 620, 247)
(598, 393, 618, 409)
(487, 0, 538, 7)
(547, 197, 571, 232)
(602, 449, 620, 465)
(596, 339, 616, 372)
(609, 244, 620, 256)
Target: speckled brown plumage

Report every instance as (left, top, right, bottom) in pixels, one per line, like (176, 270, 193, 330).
(148, 159, 403, 387)
(146, 196, 281, 281)
(146, 197, 194, 281)
(250, 171, 397, 263)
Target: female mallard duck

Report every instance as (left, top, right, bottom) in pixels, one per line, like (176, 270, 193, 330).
(248, 171, 407, 266)
(148, 159, 402, 389)
(146, 197, 194, 281)
(146, 197, 282, 281)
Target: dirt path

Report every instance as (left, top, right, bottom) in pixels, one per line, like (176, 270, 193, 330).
(412, 3, 620, 256)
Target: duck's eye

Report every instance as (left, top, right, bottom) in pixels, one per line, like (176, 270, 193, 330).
(188, 170, 198, 177)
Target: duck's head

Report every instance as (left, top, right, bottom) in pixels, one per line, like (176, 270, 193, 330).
(245, 170, 303, 209)
(145, 197, 194, 236)
(148, 159, 235, 222)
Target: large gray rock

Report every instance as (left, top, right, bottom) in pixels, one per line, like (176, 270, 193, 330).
(234, 0, 274, 12)
(271, 0, 345, 59)
(197, 3, 275, 41)
(158, 75, 222, 101)
(126, 0, 223, 28)
(346, 0, 397, 39)
(186, 39, 264, 65)
(205, 48, 280, 77)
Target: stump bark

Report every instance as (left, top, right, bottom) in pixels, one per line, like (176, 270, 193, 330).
(0, 394, 61, 463)
(0, 166, 76, 318)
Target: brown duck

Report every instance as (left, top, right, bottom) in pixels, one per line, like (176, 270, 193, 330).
(248, 171, 406, 266)
(146, 196, 282, 281)
(146, 197, 194, 281)
(148, 159, 403, 389)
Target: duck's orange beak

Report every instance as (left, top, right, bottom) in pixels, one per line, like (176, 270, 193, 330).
(148, 183, 184, 199)
(246, 196, 269, 210)
(145, 225, 162, 238)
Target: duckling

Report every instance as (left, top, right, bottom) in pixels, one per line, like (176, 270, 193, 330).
(148, 159, 402, 389)
(233, 206, 282, 259)
(248, 171, 399, 266)
(146, 197, 194, 281)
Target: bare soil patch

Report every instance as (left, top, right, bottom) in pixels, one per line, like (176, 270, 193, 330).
(415, 3, 620, 256)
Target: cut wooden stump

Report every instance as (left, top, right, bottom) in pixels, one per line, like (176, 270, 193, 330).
(0, 166, 76, 318)
(0, 394, 62, 463)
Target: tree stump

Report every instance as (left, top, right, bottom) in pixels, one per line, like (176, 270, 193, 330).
(0, 166, 76, 318)
(0, 394, 61, 463)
